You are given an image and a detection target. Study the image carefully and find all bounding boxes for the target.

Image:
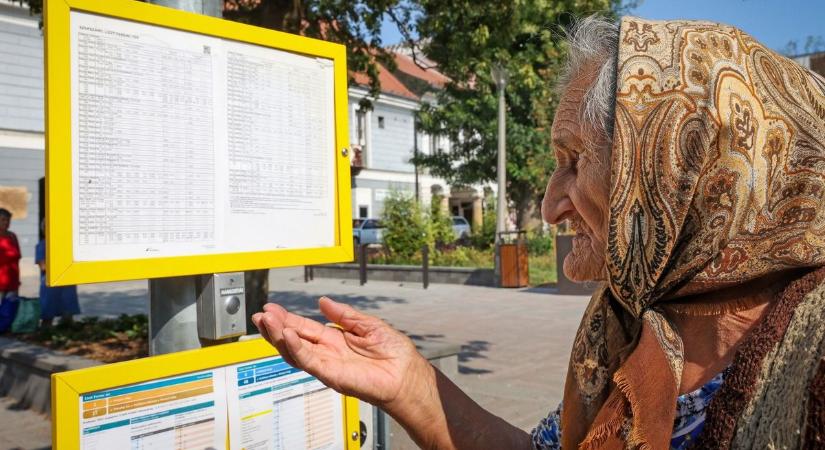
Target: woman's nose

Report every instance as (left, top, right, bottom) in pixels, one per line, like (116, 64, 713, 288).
(542, 181, 574, 225)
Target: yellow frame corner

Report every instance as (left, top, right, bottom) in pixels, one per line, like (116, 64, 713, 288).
(45, 0, 353, 286)
(52, 338, 361, 450)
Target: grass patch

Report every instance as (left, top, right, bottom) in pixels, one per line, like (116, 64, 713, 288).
(528, 254, 557, 286)
(369, 245, 557, 286)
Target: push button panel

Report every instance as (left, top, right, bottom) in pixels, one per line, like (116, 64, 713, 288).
(196, 272, 246, 340)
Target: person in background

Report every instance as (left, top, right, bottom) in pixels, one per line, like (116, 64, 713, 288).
(36, 220, 80, 327)
(0, 208, 21, 302)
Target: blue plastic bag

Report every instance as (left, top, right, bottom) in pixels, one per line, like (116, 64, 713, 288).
(0, 293, 20, 333)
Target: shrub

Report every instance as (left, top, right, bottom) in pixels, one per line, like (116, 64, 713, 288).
(526, 228, 554, 256)
(470, 204, 497, 249)
(429, 193, 454, 247)
(381, 191, 430, 258)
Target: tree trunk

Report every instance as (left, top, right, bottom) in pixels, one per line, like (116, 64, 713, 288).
(244, 269, 269, 334)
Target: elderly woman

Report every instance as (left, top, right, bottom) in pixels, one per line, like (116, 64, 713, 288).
(253, 16, 825, 449)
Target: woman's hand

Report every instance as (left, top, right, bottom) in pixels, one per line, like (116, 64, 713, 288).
(254, 296, 533, 450)
(251, 297, 430, 410)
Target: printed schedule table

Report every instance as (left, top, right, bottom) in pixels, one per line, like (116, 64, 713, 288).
(227, 356, 344, 450)
(68, 11, 337, 263)
(75, 27, 216, 247)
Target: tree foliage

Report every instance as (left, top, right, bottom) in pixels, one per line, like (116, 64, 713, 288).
(781, 35, 825, 57)
(223, 0, 416, 97)
(410, 0, 619, 228)
(23, 0, 406, 97)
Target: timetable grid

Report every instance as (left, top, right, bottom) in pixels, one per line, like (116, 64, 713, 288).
(226, 50, 329, 214)
(76, 31, 215, 246)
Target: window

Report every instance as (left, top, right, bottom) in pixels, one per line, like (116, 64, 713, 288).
(452, 217, 468, 225)
(378, 116, 385, 129)
(356, 109, 367, 146)
(358, 206, 368, 218)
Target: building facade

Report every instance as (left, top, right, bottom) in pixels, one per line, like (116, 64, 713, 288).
(347, 49, 491, 227)
(0, 1, 44, 260)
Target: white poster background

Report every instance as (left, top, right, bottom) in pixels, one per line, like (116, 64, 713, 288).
(70, 11, 336, 262)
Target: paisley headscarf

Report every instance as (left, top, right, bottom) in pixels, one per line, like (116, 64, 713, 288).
(560, 17, 825, 449)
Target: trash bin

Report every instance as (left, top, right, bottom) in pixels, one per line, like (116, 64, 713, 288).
(496, 231, 528, 288)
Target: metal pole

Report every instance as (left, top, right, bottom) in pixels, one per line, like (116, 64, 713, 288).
(422, 244, 429, 289)
(494, 67, 507, 238)
(413, 119, 419, 203)
(147, 0, 223, 356)
(491, 64, 508, 287)
(359, 244, 367, 286)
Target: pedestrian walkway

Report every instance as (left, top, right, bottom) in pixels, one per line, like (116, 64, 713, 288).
(7, 267, 590, 448)
(0, 397, 51, 450)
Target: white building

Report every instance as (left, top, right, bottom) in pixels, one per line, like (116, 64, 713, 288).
(347, 49, 491, 227)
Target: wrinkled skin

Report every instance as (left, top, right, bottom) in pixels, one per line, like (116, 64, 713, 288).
(541, 71, 611, 282)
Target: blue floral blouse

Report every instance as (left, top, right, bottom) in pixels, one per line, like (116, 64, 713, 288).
(531, 370, 727, 450)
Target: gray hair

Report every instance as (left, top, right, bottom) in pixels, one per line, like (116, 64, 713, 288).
(558, 15, 620, 147)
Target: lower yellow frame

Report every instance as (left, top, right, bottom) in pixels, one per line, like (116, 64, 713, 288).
(52, 338, 361, 450)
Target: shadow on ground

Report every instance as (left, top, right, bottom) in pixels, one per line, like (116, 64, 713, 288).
(267, 290, 407, 322)
(267, 291, 494, 375)
(457, 340, 492, 374)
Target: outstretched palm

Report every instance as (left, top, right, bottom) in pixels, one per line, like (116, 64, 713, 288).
(251, 297, 423, 407)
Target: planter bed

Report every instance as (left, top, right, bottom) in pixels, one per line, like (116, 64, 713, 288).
(313, 263, 496, 286)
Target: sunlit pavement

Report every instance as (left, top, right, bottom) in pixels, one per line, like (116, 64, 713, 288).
(7, 266, 590, 448)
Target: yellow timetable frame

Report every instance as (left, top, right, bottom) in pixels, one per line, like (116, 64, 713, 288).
(52, 338, 361, 450)
(45, 0, 353, 286)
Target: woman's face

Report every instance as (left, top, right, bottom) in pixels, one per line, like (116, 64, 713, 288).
(541, 73, 611, 282)
(0, 215, 9, 234)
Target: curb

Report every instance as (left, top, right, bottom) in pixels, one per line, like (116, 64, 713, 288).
(0, 336, 101, 415)
(313, 263, 496, 286)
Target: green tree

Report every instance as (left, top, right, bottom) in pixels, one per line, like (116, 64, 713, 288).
(222, 0, 418, 97)
(410, 0, 619, 228)
(24, 0, 411, 97)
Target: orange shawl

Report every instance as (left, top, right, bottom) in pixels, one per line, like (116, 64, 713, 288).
(560, 17, 825, 449)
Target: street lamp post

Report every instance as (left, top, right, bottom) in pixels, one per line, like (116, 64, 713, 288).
(491, 63, 508, 286)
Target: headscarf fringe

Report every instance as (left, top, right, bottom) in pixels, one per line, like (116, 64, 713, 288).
(578, 413, 624, 450)
(614, 371, 653, 450)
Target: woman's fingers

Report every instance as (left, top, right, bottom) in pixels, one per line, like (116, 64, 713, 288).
(282, 328, 322, 376)
(257, 310, 299, 367)
(319, 296, 377, 336)
(252, 312, 297, 367)
(257, 302, 350, 368)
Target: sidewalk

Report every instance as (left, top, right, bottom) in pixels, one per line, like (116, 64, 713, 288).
(5, 267, 590, 448)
